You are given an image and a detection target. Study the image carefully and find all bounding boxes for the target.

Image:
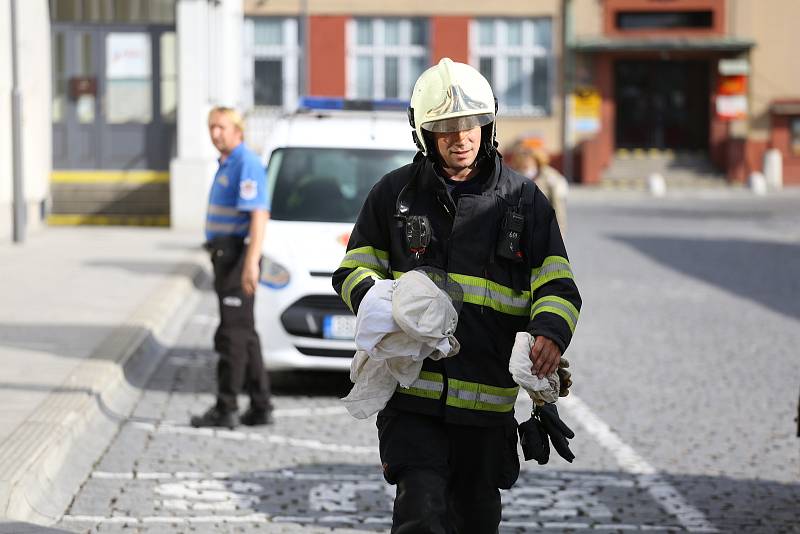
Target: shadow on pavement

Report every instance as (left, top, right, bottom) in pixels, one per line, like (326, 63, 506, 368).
(162, 345, 353, 398)
(82, 259, 212, 291)
(130, 463, 799, 533)
(611, 235, 800, 320)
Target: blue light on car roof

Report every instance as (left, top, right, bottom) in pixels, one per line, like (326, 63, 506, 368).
(298, 97, 409, 112)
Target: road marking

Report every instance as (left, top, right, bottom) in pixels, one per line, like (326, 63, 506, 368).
(560, 395, 718, 533)
(310, 481, 393, 512)
(274, 406, 349, 417)
(91, 470, 385, 481)
(187, 313, 218, 325)
(63, 514, 271, 524)
(155, 480, 263, 511)
(61, 514, 686, 530)
(128, 421, 374, 454)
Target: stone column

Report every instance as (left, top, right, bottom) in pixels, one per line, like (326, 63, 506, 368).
(170, 0, 244, 231)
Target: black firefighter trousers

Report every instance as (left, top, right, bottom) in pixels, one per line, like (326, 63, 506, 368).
(377, 408, 520, 534)
(209, 238, 271, 413)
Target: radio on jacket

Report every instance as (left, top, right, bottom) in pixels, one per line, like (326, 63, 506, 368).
(496, 210, 525, 261)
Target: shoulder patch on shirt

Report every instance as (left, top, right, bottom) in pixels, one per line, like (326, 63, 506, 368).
(240, 179, 258, 201)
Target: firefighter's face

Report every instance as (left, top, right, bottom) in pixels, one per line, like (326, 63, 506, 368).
(433, 126, 482, 176)
(208, 112, 243, 155)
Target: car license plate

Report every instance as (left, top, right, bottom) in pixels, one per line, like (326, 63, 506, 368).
(323, 315, 356, 340)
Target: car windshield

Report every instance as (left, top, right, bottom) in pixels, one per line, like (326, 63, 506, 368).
(267, 147, 415, 222)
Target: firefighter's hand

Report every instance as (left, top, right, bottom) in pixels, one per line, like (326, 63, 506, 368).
(530, 336, 561, 379)
(241, 260, 260, 296)
(536, 403, 575, 463)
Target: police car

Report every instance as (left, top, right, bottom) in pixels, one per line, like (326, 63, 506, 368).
(256, 98, 416, 371)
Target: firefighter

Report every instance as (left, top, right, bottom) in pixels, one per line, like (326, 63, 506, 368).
(332, 58, 582, 533)
(190, 106, 273, 429)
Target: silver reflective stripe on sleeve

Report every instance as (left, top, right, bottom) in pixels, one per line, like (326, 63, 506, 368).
(207, 205, 240, 217)
(205, 221, 249, 234)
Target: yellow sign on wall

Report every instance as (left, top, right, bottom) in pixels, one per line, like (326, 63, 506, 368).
(572, 88, 601, 134)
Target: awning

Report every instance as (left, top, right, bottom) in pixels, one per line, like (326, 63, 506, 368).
(571, 37, 755, 53)
(771, 101, 800, 115)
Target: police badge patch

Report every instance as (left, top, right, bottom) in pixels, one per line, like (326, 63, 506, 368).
(240, 179, 258, 200)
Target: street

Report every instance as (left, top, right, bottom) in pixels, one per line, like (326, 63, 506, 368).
(56, 190, 800, 534)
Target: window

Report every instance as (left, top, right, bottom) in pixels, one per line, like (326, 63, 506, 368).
(49, 0, 175, 23)
(245, 18, 301, 109)
(347, 18, 429, 101)
(471, 18, 553, 116)
(268, 148, 415, 222)
(160, 32, 177, 121)
(616, 11, 713, 30)
(105, 32, 152, 123)
(791, 118, 800, 156)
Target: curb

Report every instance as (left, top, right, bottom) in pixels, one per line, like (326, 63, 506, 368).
(0, 249, 210, 524)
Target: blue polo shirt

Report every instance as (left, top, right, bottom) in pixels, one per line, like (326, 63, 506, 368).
(205, 143, 270, 241)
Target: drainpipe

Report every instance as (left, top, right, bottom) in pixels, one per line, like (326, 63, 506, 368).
(560, 0, 574, 181)
(10, 0, 26, 243)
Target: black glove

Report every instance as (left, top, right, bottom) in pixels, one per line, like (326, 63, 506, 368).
(517, 416, 550, 464)
(557, 358, 572, 397)
(536, 403, 575, 463)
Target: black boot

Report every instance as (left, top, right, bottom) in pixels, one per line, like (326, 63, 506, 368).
(240, 406, 274, 426)
(190, 405, 239, 429)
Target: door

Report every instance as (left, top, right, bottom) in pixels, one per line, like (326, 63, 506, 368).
(614, 60, 710, 150)
(52, 25, 176, 170)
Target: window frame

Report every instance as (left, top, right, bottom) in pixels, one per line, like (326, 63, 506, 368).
(244, 17, 301, 111)
(345, 17, 429, 101)
(469, 18, 554, 117)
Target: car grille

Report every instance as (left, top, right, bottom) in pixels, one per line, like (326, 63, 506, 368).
(280, 294, 353, 338)
(295, 346, 355, 358)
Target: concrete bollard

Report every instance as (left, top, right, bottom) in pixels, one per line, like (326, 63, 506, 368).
(748, 171, 767, 196)
(647, 173, 666, 197)
(763, 148, 783, 190)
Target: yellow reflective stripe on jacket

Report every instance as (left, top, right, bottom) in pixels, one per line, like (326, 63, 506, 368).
(396, 371, 444, 399)
(446, 379, 519, 413)
(531, 256, 574, 292)
(449, 273, 530, 317)
(341, 266, 384, 312)
(338, 246, 390, 277)
(392, 271, 530, 317)
(397, 373, 519, 414)
(531, 295, 579, 333)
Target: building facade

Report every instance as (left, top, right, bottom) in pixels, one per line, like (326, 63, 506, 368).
(0, 0, 51, 242)
(571, 0, 800, 185)
(242, 0, 800, 186)
(46, 0, 177, 226)
(242, 0, 567, 166)
(3, 0, 799, 241)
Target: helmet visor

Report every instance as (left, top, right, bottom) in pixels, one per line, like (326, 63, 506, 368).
(421, 113, 494, 133)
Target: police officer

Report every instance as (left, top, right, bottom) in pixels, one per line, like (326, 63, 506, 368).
(191, 106, 273, 429)
(333, 59, 582, 532)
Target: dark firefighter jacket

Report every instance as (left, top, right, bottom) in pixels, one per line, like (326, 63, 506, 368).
(332, 154, 581, 426)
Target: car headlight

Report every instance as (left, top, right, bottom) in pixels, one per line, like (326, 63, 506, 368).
(260, 255, 291, 289)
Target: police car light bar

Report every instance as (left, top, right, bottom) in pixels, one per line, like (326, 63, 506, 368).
(298, 97, 409, 112)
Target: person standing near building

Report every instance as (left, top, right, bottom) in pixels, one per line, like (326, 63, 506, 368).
(333, 58, 581, 532)
(509, 141, 570, 233)
(191, 106, 273, 429)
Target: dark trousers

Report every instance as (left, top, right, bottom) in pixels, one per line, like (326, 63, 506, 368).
(210, 240, 271, 413)
(377, 409, 520, 534)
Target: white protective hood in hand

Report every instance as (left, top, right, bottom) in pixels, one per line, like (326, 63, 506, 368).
(509, 331, 559, 405)
(343, 271, 460, 419)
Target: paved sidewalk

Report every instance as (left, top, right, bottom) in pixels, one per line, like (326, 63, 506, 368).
(0, 227, 210, 527)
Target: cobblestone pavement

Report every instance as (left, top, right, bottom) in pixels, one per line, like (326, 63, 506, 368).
(57, 193, 800, 534)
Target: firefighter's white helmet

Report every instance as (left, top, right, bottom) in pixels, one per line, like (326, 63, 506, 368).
(409, 57, 496, 156)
